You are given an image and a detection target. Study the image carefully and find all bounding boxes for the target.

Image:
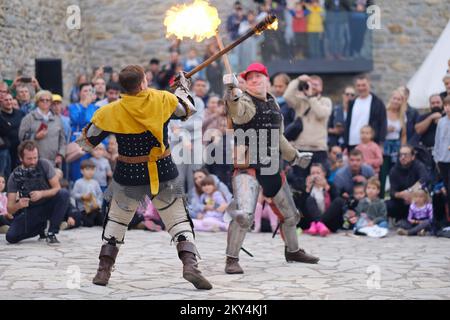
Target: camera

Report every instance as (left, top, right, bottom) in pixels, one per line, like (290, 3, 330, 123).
(346, 197, 359, 211)
(336, 153, 343, 161)
(20, 77, 32, 83)
(13, 167, 41, 198)
(298, 80, 309, 92)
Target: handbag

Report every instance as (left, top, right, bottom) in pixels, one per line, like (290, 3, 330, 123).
(65, 141, 85, 163)
(284, 107, 311, 142)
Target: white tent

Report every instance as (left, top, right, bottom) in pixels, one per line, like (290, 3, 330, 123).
(407, 20, 450, 109)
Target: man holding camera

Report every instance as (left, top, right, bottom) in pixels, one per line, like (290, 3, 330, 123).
(283, 74, 332, 191)
(5, 140, 69, 244)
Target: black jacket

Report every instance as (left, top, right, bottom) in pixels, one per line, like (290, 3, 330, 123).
(344, 93, 387, 146)
(389, 160, 430, 199)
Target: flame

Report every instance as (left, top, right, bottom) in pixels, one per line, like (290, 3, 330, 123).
(164, 0, 221, 42)
(268, 19, 278, 31)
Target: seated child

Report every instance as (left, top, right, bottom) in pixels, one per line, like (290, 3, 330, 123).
(192, 176, 229, 232)
(254, 190, 279, 233)
(71, 160, 104, 227)
(0, 174, 13, 234)
(397, 188, 433, 236)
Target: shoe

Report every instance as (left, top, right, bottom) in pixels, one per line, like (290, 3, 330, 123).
(177, 241, 213, 290)
(418, 229, 427, 236)
(0, 225, 9, 234)
(60, 222, 69, 231)
(397, 228, 408, 236)
(225, 256, 244, 274)
(38, 233, 47, 241)
(316, 222, 331, 237)
(285, 247, 319, 264)
(304, 222, 318, 235)
(46, 233, 60, 245)
(93, 244, 119, 286)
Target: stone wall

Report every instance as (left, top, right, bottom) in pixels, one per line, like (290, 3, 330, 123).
(0, 0, 91, 98)
(1, 0, 449, 105)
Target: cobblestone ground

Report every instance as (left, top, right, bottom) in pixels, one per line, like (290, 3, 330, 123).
(0, 228, 449, 300)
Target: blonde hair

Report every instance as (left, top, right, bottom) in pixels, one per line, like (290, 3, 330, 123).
(387, 89, 407, 131)
(34, 90, 53, 104)
(366, 177, 380, 191)
(412, 189, 431, 204)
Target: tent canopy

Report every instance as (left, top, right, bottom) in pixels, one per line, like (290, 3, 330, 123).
(407, 20, 450, 109)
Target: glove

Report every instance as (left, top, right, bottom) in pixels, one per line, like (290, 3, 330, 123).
(173, 71, 191, 92)
(291, 151, 313, 169)
(223, 73, 239, 88)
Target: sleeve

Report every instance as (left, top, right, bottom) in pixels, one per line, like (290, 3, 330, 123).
(377, 99, 388, 143)
(308, 97, 332, 120)
(283, 79, 309, 114)
(161, 91, 179, 121)
(0, 115, 11, 136)
(94, 182, 103, 207)
(214, 191, 227, 206)
(58, 118, 66, 157)
(217, 181, 233, 203)
(77, 123, 110, 153)
(427, 203, 433, 221)
(279, 120, 298, 162)
(373, 202, 387, 224)
(407, 205, 414, 222)
(225, 93, 257, 125)
(71, 180, 83, 200)
(41, 160, 56, 180)
(188, 190, 205, 218)
(432, 121, 441, 161)
(332, 171, 346, 196)
(18, 114, 32, 141)
(7, 174, 18, 194)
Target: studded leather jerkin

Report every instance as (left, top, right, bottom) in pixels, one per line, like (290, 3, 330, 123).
(232, 94, 282, 168)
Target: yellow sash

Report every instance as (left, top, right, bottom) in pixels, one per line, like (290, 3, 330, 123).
(91, 88, 178, 194)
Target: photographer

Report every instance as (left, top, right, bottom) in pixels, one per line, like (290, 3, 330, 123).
(5, 141, 69, 244)
(284, 74, 332, 190)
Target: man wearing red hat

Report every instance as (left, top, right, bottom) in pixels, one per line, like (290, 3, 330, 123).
(223, 62, 320, 274)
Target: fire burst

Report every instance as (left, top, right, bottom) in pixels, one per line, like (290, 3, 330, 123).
(164, 0, 221, 42)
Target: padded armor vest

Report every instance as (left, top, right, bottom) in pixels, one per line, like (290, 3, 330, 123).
(232, 94, 282, 168)
(113, 124, 178, 186)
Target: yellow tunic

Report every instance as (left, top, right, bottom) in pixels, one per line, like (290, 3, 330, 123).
(91, 88, 178, 194)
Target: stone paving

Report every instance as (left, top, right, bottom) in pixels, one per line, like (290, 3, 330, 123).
(0, 227, 449, 300)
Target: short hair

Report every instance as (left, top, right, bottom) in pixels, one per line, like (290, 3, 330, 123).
(119, 65, 145, 95)
(149, 58, 160, 65)
(367, 177, 381, 190)
(310, 163, 325, 173)
(200, 175, 216, 187)
(18, 140, 38, 158)
(310, 75, 323, 85)
(34, 90, 52, 104)
(429, 93, 442, 102)
(106, 82, 121, 92)
(79, 82, 93, 92)
(81, 159, 96, 170)
(273, 73, 290, 86)
(443, 73, 450, 82)
(400, 144, 415, 156)
(349, 149, 364, 158)
(353, 182, 366, 190)
(443, 96, 450, 106)
(355, 74, 370, 83)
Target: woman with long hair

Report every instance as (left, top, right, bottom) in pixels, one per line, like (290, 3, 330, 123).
(380, 89, 407, 197)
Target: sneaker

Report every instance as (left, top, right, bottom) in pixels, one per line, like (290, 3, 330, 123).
(46, 233, 60, 245)
(38, 233, 47, 241)
(418, 229, 427, 236)
(304, 221, 318, 235)
(316, 222, 331, 237)
(60, 222, 69, 231)
(397, 228, 408, 236)
(0, 225, 9, 234)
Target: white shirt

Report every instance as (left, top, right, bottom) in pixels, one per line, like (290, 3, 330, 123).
(349, 94, 372, 146)
(386, 118, 402, 140)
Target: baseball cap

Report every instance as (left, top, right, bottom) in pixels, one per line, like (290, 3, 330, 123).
(52, 94, 62, 102)
(240, 62, 269, 80)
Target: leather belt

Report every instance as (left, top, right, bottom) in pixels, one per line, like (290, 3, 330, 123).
(118, 149, 171, 164)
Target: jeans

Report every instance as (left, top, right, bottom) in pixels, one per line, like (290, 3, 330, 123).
(6, 189, 70, 243)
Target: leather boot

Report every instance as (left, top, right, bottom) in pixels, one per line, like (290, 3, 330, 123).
(177, 241, 212, 290)
(92, 244, 119, 286)
(225, 256, 244, 274)
(285, 247, 319, 264)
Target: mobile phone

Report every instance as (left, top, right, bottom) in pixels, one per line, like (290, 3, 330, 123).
(336, 153, 343, 161)
(20, 77, 32, 83)
(38, 122, 48, 132)
(103, 66, 113, 74)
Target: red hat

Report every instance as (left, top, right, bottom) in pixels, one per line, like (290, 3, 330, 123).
(240, 62, 269, 80)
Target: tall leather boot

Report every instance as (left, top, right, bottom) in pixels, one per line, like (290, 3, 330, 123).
(177, 241, 212, 290)
(92, 244, 119, 286)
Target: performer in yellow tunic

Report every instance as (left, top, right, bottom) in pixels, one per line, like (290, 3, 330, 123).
(77, 65, 212, 290)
